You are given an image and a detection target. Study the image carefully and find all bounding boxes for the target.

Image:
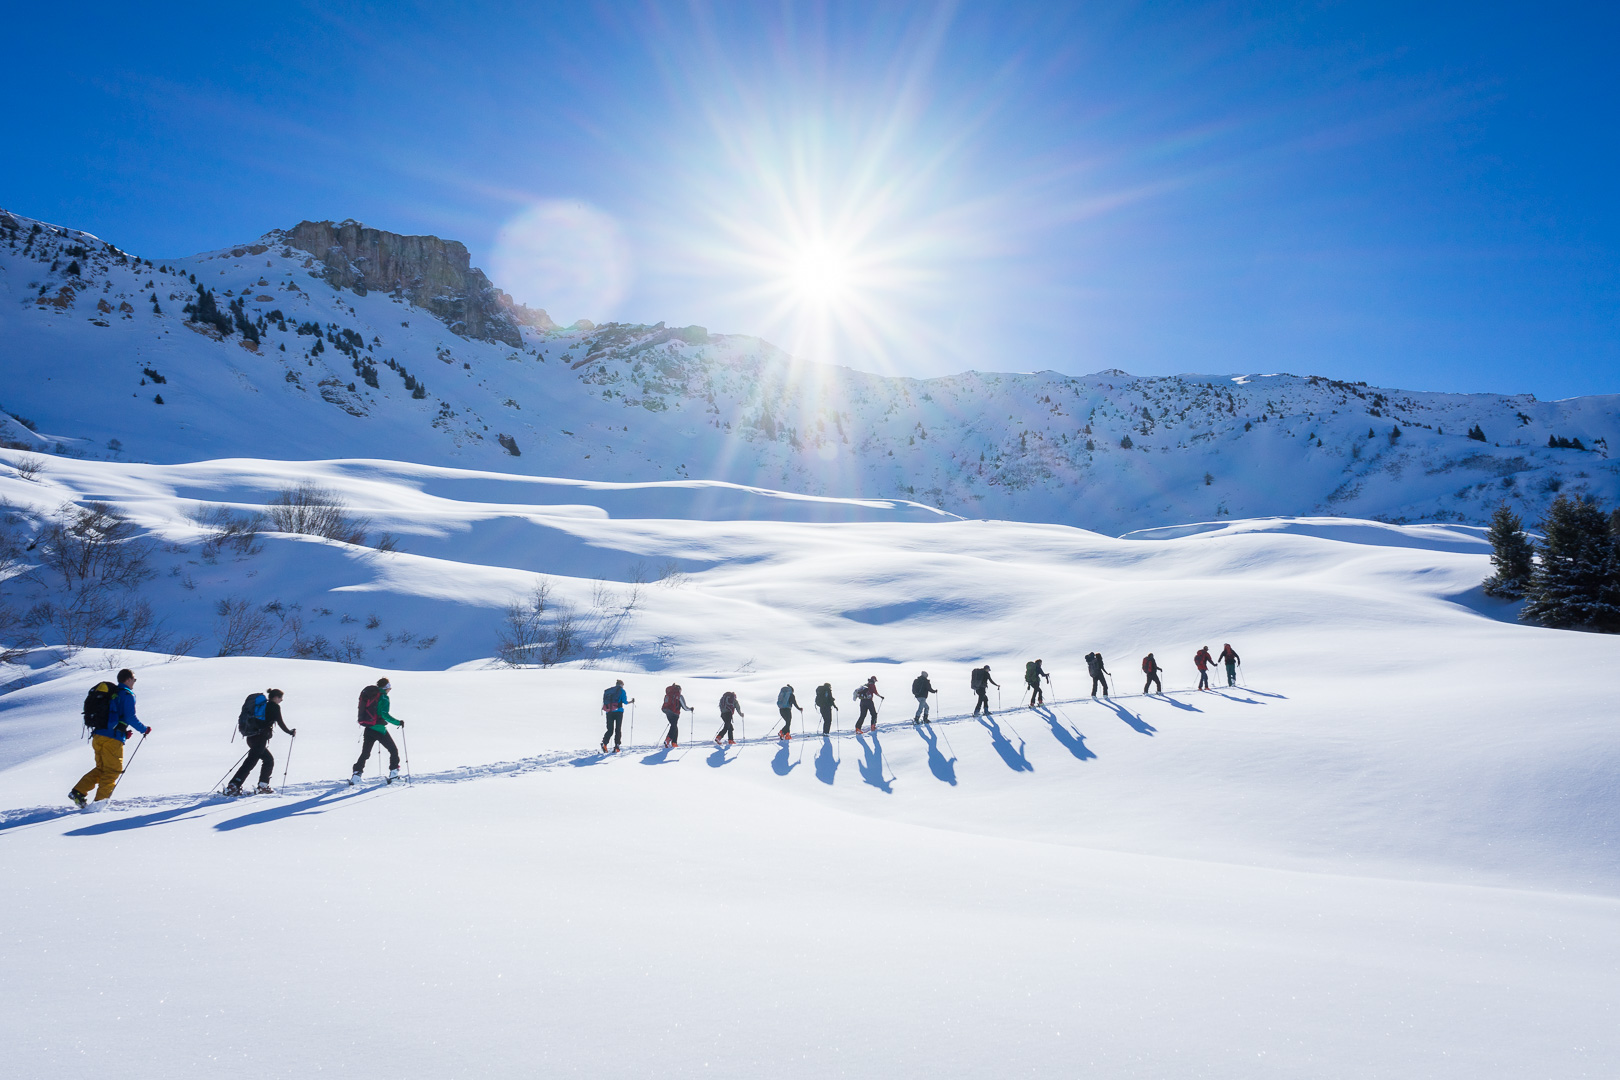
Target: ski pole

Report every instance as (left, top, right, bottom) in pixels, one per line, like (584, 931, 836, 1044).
(212, 750, 249, 795)
(105, 733, 147, 805)
(281, 733, 295, 789)
(400, 724, 411, 784)
(630, 702, 636, 748)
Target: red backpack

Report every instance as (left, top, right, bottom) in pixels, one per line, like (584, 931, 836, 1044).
(357, 685, 381, 726)
(662, 685, 682, 712)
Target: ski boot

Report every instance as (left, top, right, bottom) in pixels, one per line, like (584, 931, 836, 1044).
(350, 771, 363, 786)
(68, 789, 88, 810)
(387, 768, 400, 784)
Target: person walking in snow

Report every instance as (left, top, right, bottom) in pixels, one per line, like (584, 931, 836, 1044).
(661, 683, 692, 748)
(970, 664, 998, 717)
(1141, 653, 1163, 695)
(1219, 643, 1241, 686)
(352, 678, 404, 784)
(602, 679, 633, 752)
(225, 689, 296, 796)
(814, 682, 838, 734)
(911, 671, 937, 723)
(776, 684, 803, 739)
(854, 676, 884, 733)
(1025, 659, 1049, 706)
(715, 690, 743, 745)
(1194, 646, 1214, 691)
(1085, 652, 1110, 698)
(69, 668, 152, 809)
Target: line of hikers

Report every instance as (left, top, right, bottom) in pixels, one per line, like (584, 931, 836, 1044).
(65, 645, 1243, 806)
(597, 644, 1243, 752)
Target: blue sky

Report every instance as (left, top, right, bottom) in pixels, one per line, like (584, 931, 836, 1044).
(3, 2, 1615, 398)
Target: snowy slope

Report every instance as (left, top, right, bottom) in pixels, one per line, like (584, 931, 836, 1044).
(3, 208, 1617, 533)
(1, 453, 1618, 1078)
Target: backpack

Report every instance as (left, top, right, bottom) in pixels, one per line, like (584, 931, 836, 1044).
(238, 692, 269, 736)
(1142, 655, 1154, 674)
(911, 675, 928, 696)
(719, 691, 738, 714)
(602, 687, 620, 712)
(1025, 661, 1038, 682)
(83, 681, 116, 730)
(662, 685, 682, 712)
(357, 684, 382, 726)
(814, 684, 833, 708)
(852, 685, 865, 702)
(970, 667, 987, 691)
(776, 686, 793, 709)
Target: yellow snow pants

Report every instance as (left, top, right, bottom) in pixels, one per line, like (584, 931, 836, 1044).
(74, 735, 124, 801)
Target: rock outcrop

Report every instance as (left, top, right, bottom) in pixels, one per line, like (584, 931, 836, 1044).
(280, 219, 530, 347)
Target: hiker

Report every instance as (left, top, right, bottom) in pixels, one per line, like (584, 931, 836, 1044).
(1219, 643, 1241, 686)
(1024, 659, 1049, 705)
(970, 664, 998, 716)
(911, 671, 937, 723)
(225, 689, 296, 796)
(1194, 646, 1214, 690)
(1142, 653, 1163, 694)
(814, 682, 838, 734)
(68, 668, 151, 809)
(602, 680, 633, 752)
(352, 678, 404, 784)
(715, 690, 743, 744)
(853, 676, 884, 732)
(1085, 652, 1110, 698)
(776, 684, 803, 739)
(661, 683, 692, 748)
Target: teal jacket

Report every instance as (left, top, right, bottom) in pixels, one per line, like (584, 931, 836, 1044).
(366, 691, 402, 732)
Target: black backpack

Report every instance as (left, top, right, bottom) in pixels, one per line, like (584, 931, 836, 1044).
(814, 684, 833, 708)
(238, 693, 269, 736)
(970, 667, 987, 690)
(83, 682, 116, 730)
(911, 675, 928, 696)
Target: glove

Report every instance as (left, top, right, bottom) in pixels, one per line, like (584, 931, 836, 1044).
(290, 728, 299, 737)
(143, 726, 155, 735)
(398, 720, 405, 727)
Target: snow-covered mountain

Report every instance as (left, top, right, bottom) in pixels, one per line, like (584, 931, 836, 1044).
(3, 208, 1617, 532)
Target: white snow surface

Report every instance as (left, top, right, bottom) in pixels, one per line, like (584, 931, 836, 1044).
(3, 208, 1618, 533)
(2, 452, 1619, 1078)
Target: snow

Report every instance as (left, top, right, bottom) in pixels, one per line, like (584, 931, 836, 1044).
(3, 452, 1619, 1077)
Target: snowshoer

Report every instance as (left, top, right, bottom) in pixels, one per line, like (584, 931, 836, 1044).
(1085, 652, 1110, 698)
(715, 690, 743, 744)
(814, 682, 838, 734)
(1142, 653, 1162, 694)
(970, 665, 998, 716)
(661, 683, 692, 747)
(853, 676, 883, 732)
(911, 671, 937, 723)
(1219, 643, 1241, 686)
(1024, 660, 1049, 706)
(602, 680, 633, 752)
(69, 668, 151, 809)
(776, 685, 803, 739)
(352, 678, 404, 784)
(225, 689, 296, 796)
(1194, 646, 1214, 690)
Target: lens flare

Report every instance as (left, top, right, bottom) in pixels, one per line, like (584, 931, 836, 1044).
(490, 200, 631, 326)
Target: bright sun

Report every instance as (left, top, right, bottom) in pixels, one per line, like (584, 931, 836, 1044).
(787, 243, 852, 305)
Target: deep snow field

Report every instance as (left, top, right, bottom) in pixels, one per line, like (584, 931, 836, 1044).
(2, 452, 1619, 1078)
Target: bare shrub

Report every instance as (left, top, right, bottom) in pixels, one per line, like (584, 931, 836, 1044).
(214, 597, 278, 656)
(495, 576, 638, 668)
(5, 503, 163, 654)
(192, 503, 265, 556)
(267, 483, 371, 544)
(373, 532, 400, 553)
(656, 558, 686, 588)
(35, 503, 153, 593)
(11, 455, 44, 482)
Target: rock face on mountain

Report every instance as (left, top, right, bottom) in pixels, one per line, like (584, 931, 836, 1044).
(280, 219, 534, 346)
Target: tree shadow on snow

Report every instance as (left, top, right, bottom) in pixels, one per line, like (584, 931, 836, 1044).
(856, 733, 892, 793)
(1100, 700, 1156, 735)
(915, 724, 958, 786)
(814, 738, 839, 785)
(977, 716, 1033, 772)
(213, 786, 377, 831)
(1035, 706, 1096, 761)
(771, 742, 798, 776)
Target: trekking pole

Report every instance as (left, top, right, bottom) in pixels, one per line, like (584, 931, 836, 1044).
(212, 750, 250, 795)
(401, 725, 412, 784)
(281, 733, 295, 789)
(630, 702, 636, 748)
(105, 733, 147, 805)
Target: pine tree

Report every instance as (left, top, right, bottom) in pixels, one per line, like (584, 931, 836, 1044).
(1482, 503, 1534, 599)
(1520, 495, 1620, 632)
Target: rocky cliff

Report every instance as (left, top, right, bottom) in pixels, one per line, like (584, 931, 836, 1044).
(279, 219, 545, 346)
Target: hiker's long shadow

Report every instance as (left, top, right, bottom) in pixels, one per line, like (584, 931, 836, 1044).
(707, 744, 735, 768)
(856, 732, 892, 793)
(640, 747, 678, 765)
(1, 806, 94, 834)
(978, 716, 1033, 773)
(1211, 689, 1263, 705)
(568, 751, 610, 767)
(1035, 707, 1096, 761)
(1100, 699, 1156, 735)
(64, 800, 218, 836)
(1153, 694, 1203, 713)
(771, 742, 798, 776)
(814, 738, 839, 785)
(916, 724, 958, 786)
(214, 785, 376, 831)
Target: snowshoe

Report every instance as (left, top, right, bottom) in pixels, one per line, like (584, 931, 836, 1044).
(224, 781, 243, 797)
(727, 738, 735, 745)
(387, 768, 400, 784)
(350, 772, 363, 786)
(68, 789, 88, 810)
(256, 783, 274, 795)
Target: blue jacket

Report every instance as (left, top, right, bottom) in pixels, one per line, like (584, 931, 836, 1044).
(98, 685, 149, 743)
